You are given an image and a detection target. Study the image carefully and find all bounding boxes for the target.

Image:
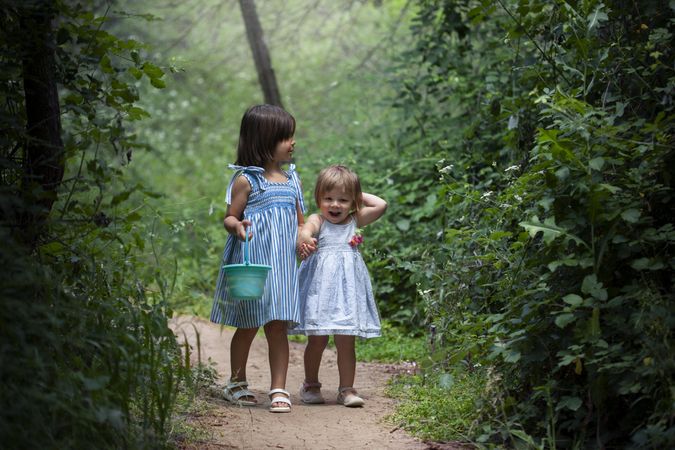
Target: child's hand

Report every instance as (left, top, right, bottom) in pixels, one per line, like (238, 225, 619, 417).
(296, 214, 321, 259)
(297, 239, 317, 260)
(236, 219, 253, 241)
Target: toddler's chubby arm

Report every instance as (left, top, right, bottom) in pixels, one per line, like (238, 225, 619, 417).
(223, 175, 252, 241)
(297, 213, 321, 259)
(355, 192, 387, 228)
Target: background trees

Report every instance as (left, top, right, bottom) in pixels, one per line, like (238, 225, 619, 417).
(1, 0, 672, 447)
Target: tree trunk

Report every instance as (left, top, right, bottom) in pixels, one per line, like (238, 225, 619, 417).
(238, 0, 283, 107)
(19, 0, 64, 243)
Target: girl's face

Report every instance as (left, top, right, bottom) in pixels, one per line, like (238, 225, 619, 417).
(319, 187, 354, 225)
(270, 136, 295, 165)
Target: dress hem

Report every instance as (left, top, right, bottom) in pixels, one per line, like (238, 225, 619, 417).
(288, 328, 381, 338)
(211, 318, 299, 329)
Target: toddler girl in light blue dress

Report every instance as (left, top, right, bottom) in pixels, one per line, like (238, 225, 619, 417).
(290, 164, 387, 407)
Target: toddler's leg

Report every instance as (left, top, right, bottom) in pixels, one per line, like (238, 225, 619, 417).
(299, 335, 329, 403)
(334, 335, 356, 389)
(264, 320, 290, 409)
(304, 335, 329, 384)
(334, 335, 364, 407)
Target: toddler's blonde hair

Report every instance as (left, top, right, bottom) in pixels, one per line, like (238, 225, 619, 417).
(314, 165, 363, 211)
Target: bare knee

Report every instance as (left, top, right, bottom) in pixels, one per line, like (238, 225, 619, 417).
(263, 320, 287, 338)
(307, 335, 329, 350)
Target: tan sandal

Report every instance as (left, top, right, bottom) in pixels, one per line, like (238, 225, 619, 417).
(337, 387, 364, 407)
(299, 381, 325, 404)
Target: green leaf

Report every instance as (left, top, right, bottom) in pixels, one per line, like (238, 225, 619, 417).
(127, 106, 151, 120)
(519, 216, 587, 247)
(100, 54, 113, 73)
(621, 208, 641, 223)
(128, 67, 143, 80)
(555, 313, 576, 328)
(538, 196, 554, 211)
(563, 294, 583, 307)
(555, 166, 570, 180)
(150, 77, 166, 89)
(630, 258, 665, 271)
(111, 190, 132, 206)
(504, 349, 521, 363)
(589, 157, 605, 171)
(581, 274, 607, 300)
(142, 62, 164, 79)
(396, 219, 410, 231)
(557, 396, 582, 411)
(548, 256, 580, 272)
(587, 8, 608, 30)
(438, 373, 454, 389)
(599, 183, 621, 194)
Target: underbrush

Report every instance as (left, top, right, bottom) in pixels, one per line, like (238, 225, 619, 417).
(386, 366, 488, 443)
(169, 362, 220, 448)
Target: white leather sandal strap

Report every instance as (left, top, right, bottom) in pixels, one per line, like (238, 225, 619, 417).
(268, 388, 290, 397)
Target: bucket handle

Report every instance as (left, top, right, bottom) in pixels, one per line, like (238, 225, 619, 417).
(243, 224, 250, 266)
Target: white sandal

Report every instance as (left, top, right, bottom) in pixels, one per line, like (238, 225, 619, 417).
(268, 388, 292, 413)
(223, 380, 257, 406)
(299, 381, 325, 404)
(337, 387, 364, 407)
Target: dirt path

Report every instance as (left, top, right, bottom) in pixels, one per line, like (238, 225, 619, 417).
(170, 315, 427, 450)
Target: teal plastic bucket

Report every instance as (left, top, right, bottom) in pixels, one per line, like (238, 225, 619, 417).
(222, 229, 271, 300)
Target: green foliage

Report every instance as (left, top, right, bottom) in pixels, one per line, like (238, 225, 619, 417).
(356, 321, 428, 362)
(0, 2, 193, 447)
(386, 367, 488, 442)
(383, 0, 674, 447)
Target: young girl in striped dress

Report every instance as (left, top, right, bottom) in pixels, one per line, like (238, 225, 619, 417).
(211, 104, 307, 413)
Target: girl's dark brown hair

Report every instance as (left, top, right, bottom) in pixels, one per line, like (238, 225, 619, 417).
(235, 104, 296, 167)
(314, 165, 363, 211)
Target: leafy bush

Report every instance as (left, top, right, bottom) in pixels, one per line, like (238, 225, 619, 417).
(382, 0, 674, 447)
(0, 3, 191, 447)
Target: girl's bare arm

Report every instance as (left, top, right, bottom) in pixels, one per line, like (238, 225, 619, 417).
(223, 175, 252, 240)
(355, 192, 387, 227)
(298, 214, 322, 245)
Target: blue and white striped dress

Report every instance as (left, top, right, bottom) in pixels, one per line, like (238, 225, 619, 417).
(210, 164, 305, 328)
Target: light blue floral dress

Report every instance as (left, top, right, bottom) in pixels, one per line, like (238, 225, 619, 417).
(289, 215, 381, 338)
(211, 164, 305, 328)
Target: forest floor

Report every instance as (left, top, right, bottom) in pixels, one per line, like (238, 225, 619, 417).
(170, 315, 469, 450)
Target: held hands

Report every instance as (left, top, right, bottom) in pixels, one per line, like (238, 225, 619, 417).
(296, 228, 317, 260)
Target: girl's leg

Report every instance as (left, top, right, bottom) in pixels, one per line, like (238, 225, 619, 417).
(263, 320, 289, 407)
(334, 334, 357, 390)
(304, 335, 329, 384)
(229, 327, 259, 402)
